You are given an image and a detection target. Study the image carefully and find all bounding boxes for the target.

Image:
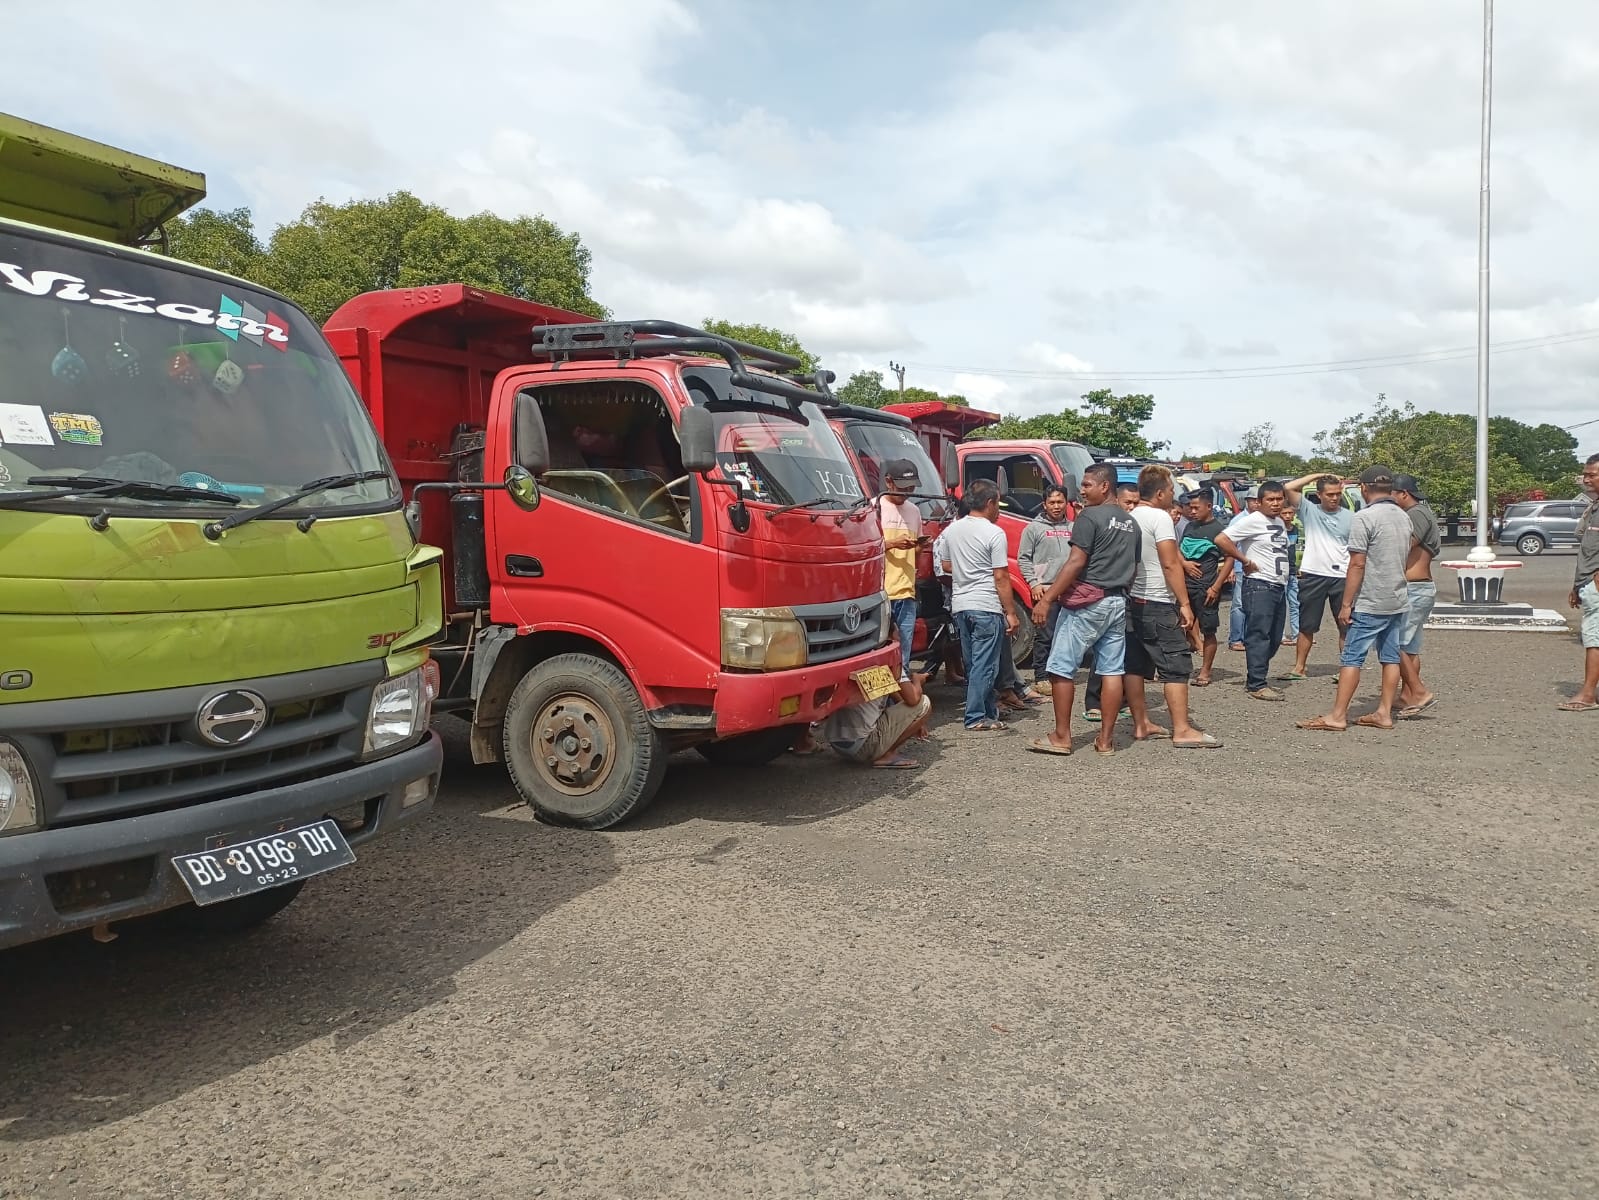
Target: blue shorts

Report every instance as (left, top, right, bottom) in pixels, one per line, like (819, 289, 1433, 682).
(1400, 582, 1436, 655)
(1046, 594, 1127, 677)
(1341, 610, 1405, 668)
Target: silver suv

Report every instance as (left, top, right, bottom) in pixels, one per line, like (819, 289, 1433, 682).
(1495, 499, 1586, 555)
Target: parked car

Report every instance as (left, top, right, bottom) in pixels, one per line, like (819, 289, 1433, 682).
(1495, 499, 1586, 555)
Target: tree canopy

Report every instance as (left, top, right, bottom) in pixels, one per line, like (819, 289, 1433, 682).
(165, 191, 607, 324)
(699, 319, 818, 373)
(832, 369, 968, 410)
(975, 389, 1167, 456)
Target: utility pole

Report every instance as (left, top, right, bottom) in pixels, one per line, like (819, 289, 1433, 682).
(1467, 0, 1496, 563)
(888, 360, 905, 397)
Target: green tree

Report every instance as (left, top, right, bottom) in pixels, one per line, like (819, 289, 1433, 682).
(699, 319, 817, 373)
(897, 384, 968, 408)
(166, 207, 265, 279)
(163, 192, 606, 324)
(835, 369, 892, 408)
(1487, 417, 1581, 495)
(976, 388, 1165, 456)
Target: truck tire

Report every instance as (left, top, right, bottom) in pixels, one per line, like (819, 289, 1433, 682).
(695, 726, 798, 767)
(1010, 617, 1034, 671)
(171, 880, 305, 935)
(502, 653, 666, 829)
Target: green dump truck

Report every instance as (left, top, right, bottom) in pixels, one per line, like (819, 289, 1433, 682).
(0, 115, 444, 948)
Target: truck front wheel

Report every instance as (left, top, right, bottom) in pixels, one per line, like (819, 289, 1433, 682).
(695, 726, 798, 767)
(502, 653, 667, 829)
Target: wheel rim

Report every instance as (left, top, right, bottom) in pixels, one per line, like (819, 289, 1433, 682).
(1518, 536, 1541, 554)
(530, 693, 616, 798)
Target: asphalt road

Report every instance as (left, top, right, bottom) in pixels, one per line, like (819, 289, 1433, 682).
(3, 555, 1595, 1199)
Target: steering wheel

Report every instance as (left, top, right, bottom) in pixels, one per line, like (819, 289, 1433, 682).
(639, 475, 693, 522)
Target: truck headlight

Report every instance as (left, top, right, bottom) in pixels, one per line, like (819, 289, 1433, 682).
(0, 740, 40, 836)
(720, 608, 807, 671)
(362, 660, 440, 758)
(877, 591, 892, 647)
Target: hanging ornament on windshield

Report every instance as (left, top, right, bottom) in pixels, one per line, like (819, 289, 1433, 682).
(167, 329, 199, 385)
(213, 354, 245, 395)
(51, 310, 88, 384)
(106, 317, 141, 378)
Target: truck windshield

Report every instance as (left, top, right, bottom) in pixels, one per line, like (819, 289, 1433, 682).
(1051, 443, 1097, 489)
(0, 226, 394, 517)
(683, 366, 856, 507)
(839, 421, 945, 509)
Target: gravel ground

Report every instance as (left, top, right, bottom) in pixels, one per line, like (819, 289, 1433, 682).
(3, 555, 1595, 1199)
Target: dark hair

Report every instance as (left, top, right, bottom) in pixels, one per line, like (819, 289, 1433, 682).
(1137, 464, 1173, 501)
(1115, 481, 1139, 496)
(1317, 474, 1342, 490)
(1587, 453, 1599, 466)
(963, 479, 1000, 513)
(1082, 462, 1117, 489)
(1042, 484, 1069, 502)
(1257, 480, 1286, 499)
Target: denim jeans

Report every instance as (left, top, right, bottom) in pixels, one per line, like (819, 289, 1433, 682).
(890, 597, 918, 677)
(1243, 578, 1286, 691)
(1285, 574, 1300, 641)
(954, 610, 1005, 726)
(1228, 572, 1247, 644)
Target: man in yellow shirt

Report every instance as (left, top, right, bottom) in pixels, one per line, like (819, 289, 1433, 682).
(879, 459, 925, 677)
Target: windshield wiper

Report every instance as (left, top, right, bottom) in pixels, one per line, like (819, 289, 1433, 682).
(203, 470, 391, 540)
(12, 476, 243, 506)
(765, 496, 849, 522)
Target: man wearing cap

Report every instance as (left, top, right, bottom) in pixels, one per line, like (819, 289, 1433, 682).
(1559, 453, 1599, 711)
(1297, 466, 1414, 732)
(1282, 473, 1354, 681)
(878, 459, 925, 677)
(1392, 474, 1440, 717)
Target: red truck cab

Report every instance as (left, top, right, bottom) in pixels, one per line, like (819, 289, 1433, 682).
(324, 286, 896, 828)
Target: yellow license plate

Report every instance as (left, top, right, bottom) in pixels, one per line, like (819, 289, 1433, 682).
(851, 665, 900, 701)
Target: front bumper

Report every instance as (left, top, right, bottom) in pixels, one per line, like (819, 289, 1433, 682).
(714, 643, 899, 735)
(0, 733, 442, 950)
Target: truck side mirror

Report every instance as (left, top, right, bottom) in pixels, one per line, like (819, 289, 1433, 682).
(679, 405, 717, 474)
(942, 443, 959, 489)
(1062, 472, 1079, 503)
(513, 391, 551, 476)
(503, 465, 541, 511)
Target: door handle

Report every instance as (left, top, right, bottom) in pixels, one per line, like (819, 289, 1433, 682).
(505, 555, 543, 578)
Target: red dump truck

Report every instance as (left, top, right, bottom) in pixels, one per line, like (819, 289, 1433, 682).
(324, 286, 898, 828)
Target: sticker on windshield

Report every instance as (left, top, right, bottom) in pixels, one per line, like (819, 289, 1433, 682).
(48, 412, 104, 446)
(0, 263, 290, 348)
(0, 403, 54, 446)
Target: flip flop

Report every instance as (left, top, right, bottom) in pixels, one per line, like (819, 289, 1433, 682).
(1557, 700, 1598, 712)
(1399, 697, 1439, 719)
(964, 719, 1010, 734)
(872, 753, 920, 769)
(1026, 737, 1074, 757)
(1093, 742, 1116, 755)
(1134, 728, 1171, 741)
(1354, 714, 1394, 730)
(1173, 733, 1223, 749)
(1192, 677, 1213, 688)
(1084, 709, 1102, 723)
(1295, 716, 1345, 732)
(1280, 671, 1309, 681)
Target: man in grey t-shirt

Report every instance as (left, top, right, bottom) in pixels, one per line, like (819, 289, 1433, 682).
(1298, 465, 1414, 732)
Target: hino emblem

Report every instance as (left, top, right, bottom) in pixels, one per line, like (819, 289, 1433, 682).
(196, 690, 269, 747)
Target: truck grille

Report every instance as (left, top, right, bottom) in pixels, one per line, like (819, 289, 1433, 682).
(790, 592, 887, 665)
(3, 662, 382, 828)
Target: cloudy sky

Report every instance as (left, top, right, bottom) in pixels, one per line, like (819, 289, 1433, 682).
(11, 0, 1598, 456)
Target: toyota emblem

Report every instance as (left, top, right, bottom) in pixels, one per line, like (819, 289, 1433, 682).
(841, 603, 862, 634)
(196, 690, 269, 747)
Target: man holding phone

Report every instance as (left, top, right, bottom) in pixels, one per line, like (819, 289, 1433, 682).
(879, 459, 925, 677)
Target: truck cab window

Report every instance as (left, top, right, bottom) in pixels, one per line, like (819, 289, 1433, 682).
(524, 381, 691, 535)
(963, 453, 1049, 518)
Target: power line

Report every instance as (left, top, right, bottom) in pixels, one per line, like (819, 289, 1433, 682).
(904, 326, 1599, 383)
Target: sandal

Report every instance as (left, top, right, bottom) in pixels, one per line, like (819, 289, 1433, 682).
(1556, 699, 1597, 712)
(1354, 714, 1394, 730)
(872, 753, 921, 769)
(1026, 737, 1074, 757)
(1295, 716, 1345, 732)
(1192, 676, 1213, 688)
(964, 719, 1010, 734)
(1173, 732, 1223, 749)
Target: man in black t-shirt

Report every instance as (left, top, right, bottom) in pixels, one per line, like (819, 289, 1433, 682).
(1178, 488, 1233, 687)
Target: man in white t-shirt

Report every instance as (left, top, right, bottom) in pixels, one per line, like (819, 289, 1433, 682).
(1283, 472, 1353, 679)
(1215, 480, 1291, 701)
(939, 480, 1020, 732)
(1125, 466, 1219, 748)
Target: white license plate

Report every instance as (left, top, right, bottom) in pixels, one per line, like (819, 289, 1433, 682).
(172, 819, 355, 906)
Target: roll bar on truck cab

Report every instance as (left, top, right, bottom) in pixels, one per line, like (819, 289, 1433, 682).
(0, 116, 444, 950)
(323, 286, 899, 829)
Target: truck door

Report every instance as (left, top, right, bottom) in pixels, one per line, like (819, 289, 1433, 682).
(486, 374, 720, 686)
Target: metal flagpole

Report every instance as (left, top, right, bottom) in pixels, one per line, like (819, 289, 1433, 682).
(1467, 0, 1496, 563)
